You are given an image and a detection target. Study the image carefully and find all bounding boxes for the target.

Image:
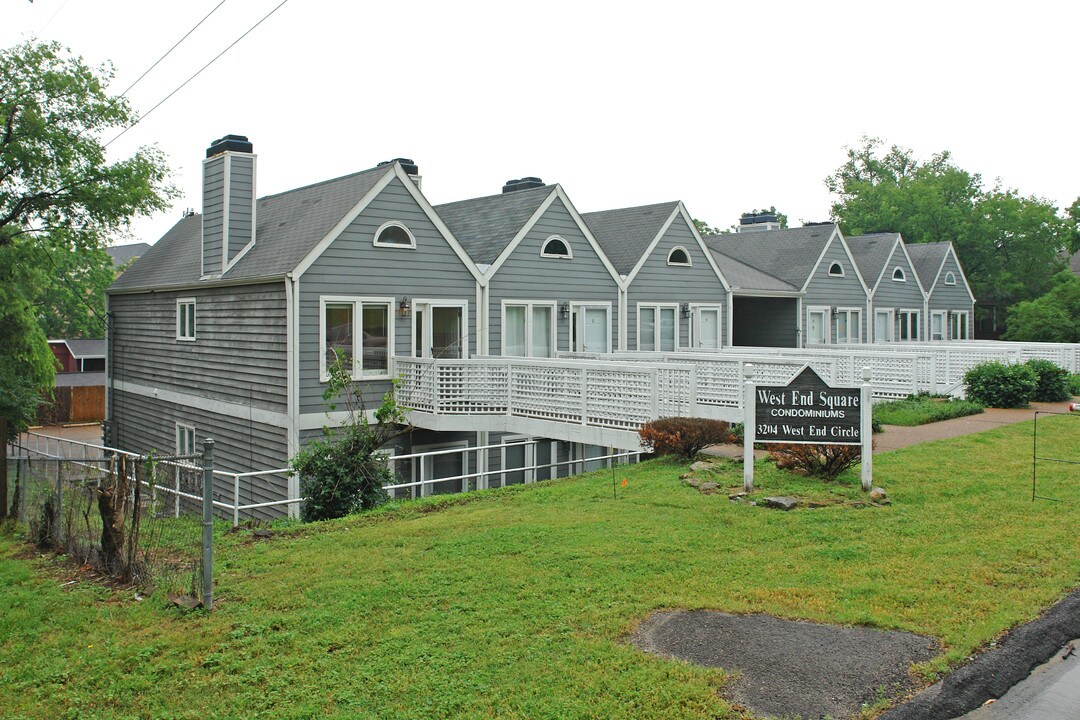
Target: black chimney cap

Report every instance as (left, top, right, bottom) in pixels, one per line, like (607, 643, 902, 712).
(378, 158, 419, 175)
(740, 211, 779, 226)
(503, 177, 545, 193)
(206, 134, 253, 158)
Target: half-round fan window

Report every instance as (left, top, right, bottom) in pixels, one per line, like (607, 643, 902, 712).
(828, 262, 844, 277)
(944, 271, 956, 285)
(373, 221, 416, 248)
(667, 247, 691, 266)
(892, 267, 906, 282)
(541, 236, 571, 258)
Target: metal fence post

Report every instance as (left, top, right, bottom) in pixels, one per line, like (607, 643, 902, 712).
(861, 367, 873, 492)
(202, 439, 215, 610)
(54, 458, 63, 548)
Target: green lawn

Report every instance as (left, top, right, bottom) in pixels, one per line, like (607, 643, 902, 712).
(2, 416, 1078, 720)
(873, 395, 984, 426)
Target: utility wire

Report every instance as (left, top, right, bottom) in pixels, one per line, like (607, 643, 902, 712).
(106, 0, 290, 148)
(117, 0, 230, 100)
(37, 0, 73, 36)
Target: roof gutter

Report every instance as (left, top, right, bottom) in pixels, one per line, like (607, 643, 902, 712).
(106, 273, 289, 296)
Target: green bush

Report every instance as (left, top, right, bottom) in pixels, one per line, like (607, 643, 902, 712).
(962, 361, 1037, 408)
(872, 395, 983, 426)
(638, 417, 732, 459)
(1069, 374, 1080, 397)
(767, 443, 863, 480)
(1024, 359, 1071, 402)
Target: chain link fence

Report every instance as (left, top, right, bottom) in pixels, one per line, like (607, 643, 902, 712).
(6, 441, 210, 601)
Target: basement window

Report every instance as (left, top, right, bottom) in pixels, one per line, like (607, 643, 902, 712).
(373, 221, 416, 248)
(541, 236, 571, 258)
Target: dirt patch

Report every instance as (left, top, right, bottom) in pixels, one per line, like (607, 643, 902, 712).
(631, 610, 938, 720)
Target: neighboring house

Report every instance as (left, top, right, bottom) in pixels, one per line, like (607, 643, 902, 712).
(845, 233, 927, 343)
(50, 338, 106, 373)
(583, 201, 731, 351)
(106, 243, 151, 273)
(1070, 249, 1080, 276)
(107, 136, 484, 510)
(43, 339, 107, 424)
(906, 242, 975, 341)
(704, 222, 869, 348)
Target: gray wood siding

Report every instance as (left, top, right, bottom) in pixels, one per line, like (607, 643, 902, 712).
(201, 157, 224, 274)
(112, 389, 289, 520)
(928, 254, 975, 338)
(626, 219, 725, 349)
(803, 239, 870, 343)
(227, 155, 255, 262)
(298, 177, 478, 414)
(871, 245, 927, 339)
(732, 297, 798, 347)
(109, 283, 287, 411)
(487, 197, 620, 354)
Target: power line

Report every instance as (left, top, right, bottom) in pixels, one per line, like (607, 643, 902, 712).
(37, 0, 73, 36)
(117, 0, 230, 100)
(106, 0, 290, 148)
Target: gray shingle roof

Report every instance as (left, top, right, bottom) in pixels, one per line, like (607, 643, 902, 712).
(110, 165, 392, 291)
(905, 242, 950, 288)
(433, 185, 554, 265)
(63, 338, 107, 357)
(581, 201, 680, 275)
(845, 233, 901, 289)
(703, 224, 837, 289)
(55, 371, 106, 388)
(106, 243, 150, 267)
(709, 250, 799, 293)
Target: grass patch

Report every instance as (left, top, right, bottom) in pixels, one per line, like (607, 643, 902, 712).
(873, 394, 984, 426)
(1, 416, 1079, 719)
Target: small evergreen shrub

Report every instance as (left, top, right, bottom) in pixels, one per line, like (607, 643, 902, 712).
(962, 361, 1037, 408)
(1024, 359, 1071, 402)
(767, 443, 862, 480)
(1069, 374, 1080, 397)
(638, 417, 731, 459)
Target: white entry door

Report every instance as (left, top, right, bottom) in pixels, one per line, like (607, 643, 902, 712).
(573, 305, 610, 353)
(413, 302, 467, 359)
(695, 307, 720, 349)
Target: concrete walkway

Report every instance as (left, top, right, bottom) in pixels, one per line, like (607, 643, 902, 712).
(959, 641, 1080, 720)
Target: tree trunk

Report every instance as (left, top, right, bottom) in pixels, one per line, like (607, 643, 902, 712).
(97, 454, 128, 574)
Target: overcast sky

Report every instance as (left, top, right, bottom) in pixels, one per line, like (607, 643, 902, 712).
(5, 0, 1078, 246)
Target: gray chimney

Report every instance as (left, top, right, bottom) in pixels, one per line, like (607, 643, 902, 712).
(202, 134, 256, 277)
(736, 211, 781, 233)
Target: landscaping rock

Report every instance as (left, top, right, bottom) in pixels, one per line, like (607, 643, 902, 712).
(869, 487, 889, 504)
(689, 461, 715, 473)
(761, 496, 798, 511)
(682, 477, 702, 488)
(728, 492, 749, 501)
(698, 481, 719, 494)
(253, 529, 275, 540)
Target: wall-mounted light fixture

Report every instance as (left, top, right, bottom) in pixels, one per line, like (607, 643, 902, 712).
(830, 305, 839, 316)
(680, 302, 691, 319)
(559, 301, 570, 318)
(399, 296, 411, 317)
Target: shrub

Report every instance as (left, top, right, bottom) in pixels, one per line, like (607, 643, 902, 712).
(872, 395, 983, 426)
(291, 353, 410, 522)
(1024, 359, 1071, 402)
(638, 417, 731, 459)
(1069, 374, 1080, 398)
(962, 361, 1037, 408)
(767, 443, 862, 480)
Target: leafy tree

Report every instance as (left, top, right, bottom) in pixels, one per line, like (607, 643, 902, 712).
(693, 218, 723, 237)
(0, 40, 175, 516)
(1003, 270, 1080, 343)
(826, 136, 1069, 310)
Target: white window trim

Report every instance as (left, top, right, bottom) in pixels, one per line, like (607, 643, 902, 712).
(950, 310, 969, 340)
(570, 302, 612, 353)
(372, 220, 417, 248)
(410, 298, 470, 359)
(895, 308, 921, 342)
(666, 246, 692, 266)
(944, 271, 956, 286)
(175, 422, 196, 456)
(690, 304, 723, 349)
(828, 261, 845, 277)
(501, 300, 557, 358)
(930, 310, 947, 341)
(176, 297, 196, 341)
(833, 307, 862, 344)
(636, 303, 680, 351)
(806, 306, 830, 345)
(318, 295, 395, 383)
(874, 309, 894, 343)
(540, 235, 572, 259)
(892, 267, 907, 282)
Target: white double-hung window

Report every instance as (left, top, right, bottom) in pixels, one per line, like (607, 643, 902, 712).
(502, 302, 555, 357)
(895, 309, 920, 341)
(637, 304, 678, 351)
(950, 311, 969, 340)
(833, 308, 861, 344)
(176, 298, 196, 341)
(320, 296, 393, 381)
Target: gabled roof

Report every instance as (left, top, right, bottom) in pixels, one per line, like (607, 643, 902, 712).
(709, 250, 799, 294)
(106, 243, 150, 267)
(110, 165, 393, 292)
(844, 233, 901, 291)
(905, 242, 950, 290)
(434, 185, 554, 265)
(581, 201, 680, 275)
(703, 224, 838, 289)
(50, 338, 106, 358)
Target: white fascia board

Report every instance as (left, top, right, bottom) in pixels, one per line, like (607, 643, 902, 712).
(623, 206, 679, 284)
(798, 229, 835, 294)
(484, 188, 561, 280)
(552, 186, 628, 291)
(222, 152, 258, 275)
(106, 273, 288, 296)
(391, 163, 487, 284)
(285, 275, 300, 462)
(948, 243, 978, 304)
(114, 379, 290, 428)
(832, 228, 872, 297)
(895, 236, 928, 298)
(291, 167, 397, 279)
(678, 202, 732, 293)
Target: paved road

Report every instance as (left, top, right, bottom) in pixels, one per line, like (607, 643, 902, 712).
(959, 641, 1080, 720)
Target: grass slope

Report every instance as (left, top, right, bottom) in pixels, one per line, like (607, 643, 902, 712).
(2, 416, 1078, 720)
